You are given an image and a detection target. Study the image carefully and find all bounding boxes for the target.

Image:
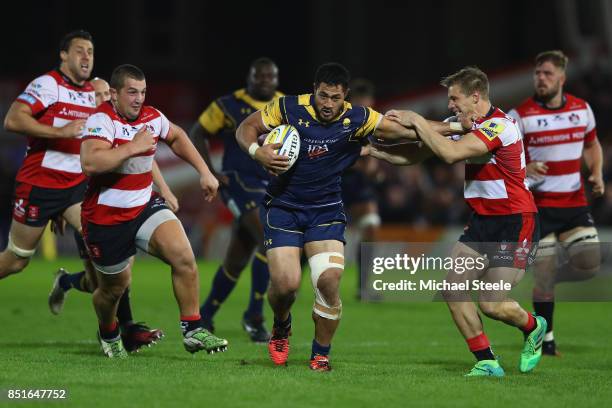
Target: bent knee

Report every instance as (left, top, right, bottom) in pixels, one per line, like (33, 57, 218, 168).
(478, 302, 504, 319)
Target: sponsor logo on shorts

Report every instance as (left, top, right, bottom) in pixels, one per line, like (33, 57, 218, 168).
(27, 205, 40, 221)
(13, 199, 26, 220)
(88, 244, 102, 258)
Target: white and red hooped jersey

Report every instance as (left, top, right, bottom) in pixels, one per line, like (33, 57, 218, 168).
(508, 94, 597, 208)
(462, 107, 537, 215)
(14, 70, 96, 188)
(81, 102, 170, 225)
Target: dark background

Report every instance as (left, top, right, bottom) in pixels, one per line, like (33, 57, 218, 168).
(1, 0, 587, 105)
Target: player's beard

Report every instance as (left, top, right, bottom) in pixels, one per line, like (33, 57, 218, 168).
(535, 81, 561, 103)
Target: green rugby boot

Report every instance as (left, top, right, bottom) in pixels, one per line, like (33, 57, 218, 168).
(183, 327, 228, 354)
(519, 315, 547, 373)
(465, 359, 505, 377)
(98, 334, 128, 358)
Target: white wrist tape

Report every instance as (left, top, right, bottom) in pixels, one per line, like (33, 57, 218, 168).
(450, 122, 463, 131)
(248, 143, 260, 158)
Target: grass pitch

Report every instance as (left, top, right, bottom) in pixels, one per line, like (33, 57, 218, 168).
(1, 257, 611, 407)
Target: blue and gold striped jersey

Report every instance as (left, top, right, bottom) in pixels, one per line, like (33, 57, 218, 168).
(198, 88, 283, 186)
(261, 94, 382, 208)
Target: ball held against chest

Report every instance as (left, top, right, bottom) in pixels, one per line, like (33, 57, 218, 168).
(263, 125, 301, 173)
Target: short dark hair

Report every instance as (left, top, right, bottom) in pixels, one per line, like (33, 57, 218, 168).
(250, 57, 276, 71)
(110, 64, 146, 90)
(59, 30, 93, 53)
(535, 50, 569, 71)
(349, 78, 375, 99)
(314, 63, 350, 90)
(440, 66, 489, 99)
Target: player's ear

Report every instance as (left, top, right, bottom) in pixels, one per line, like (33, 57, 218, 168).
(472, 91, 480, 105)
(109, 87, 118, 103)
(59, 50, 68, 63)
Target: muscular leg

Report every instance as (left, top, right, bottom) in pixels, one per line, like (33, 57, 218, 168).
(0, 221, 45, 279)
(556, 226, 601, 282)
(304, 240, 344, 350)
(148, 219, 200, 317)
(266, 247, 302, 323)
(92, 264, 132, 327)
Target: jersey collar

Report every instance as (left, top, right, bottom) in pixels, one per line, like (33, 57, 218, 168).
(533, 93, 567, 111)
(300, 94, 352, 123)
(55, 68, 87, 89)
(234, 88, 282, 111)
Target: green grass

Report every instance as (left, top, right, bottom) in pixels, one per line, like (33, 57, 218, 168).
(1, 257, 611, 407)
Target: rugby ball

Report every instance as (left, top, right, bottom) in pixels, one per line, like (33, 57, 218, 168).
(263, 125, 300, 173)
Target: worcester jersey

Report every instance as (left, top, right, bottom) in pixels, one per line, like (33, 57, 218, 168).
(198, 88, 283, 185)
(260, 94, 381, 208)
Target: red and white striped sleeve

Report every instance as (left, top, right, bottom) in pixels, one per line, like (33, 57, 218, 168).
(82, 112, 115, 144)
(15, 74, 59, 115)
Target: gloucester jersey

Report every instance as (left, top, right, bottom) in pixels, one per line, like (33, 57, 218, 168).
(81, 102, 170, 225)
(15, 70, 96, 188)
(508, 94, 597, 208)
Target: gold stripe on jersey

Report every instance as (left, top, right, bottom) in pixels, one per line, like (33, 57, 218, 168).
(261, 97, 285, 129)
(354, 107, 382, 139)
(234, 88, 284, 111)
(198, 101, 229, 135)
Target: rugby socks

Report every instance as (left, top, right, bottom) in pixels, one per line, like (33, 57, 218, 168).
(533, 289, 554, 336)
(200, 266, 237, 320)
(272, 313, 292, 337)
(99, 320, 120, 341)
(59, 271, 87, 292)
(521, 312, 537, 335)
(311, 339, 331, 360)
(467, 333, 495, 361)
(244, 252, 270, 319)
(116, 287, 134, 328)
(180, 314, 202, 335)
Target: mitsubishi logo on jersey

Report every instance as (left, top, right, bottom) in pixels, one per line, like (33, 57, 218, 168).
(307, 143, 329, 159)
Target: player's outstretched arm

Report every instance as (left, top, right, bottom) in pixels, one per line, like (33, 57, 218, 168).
(236, 111, 288, 175)
(367, 142, 433, 165)
(165, 122, 218, 202)
(373, 116, 419, 141)
(583, 138, 604, 197)
(152, 160, 179, 212)
(395, 111, 489, 164)
(4, 102, 85, 139)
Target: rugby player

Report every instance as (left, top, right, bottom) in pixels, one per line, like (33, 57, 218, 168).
(191, 58, 282, 342)
(80, 64, 227, 357)
(508, 51, 603, 356)
(375, 67, 547, 376)
(47, 76, 172, 352)
(236, 63, 456, 371)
